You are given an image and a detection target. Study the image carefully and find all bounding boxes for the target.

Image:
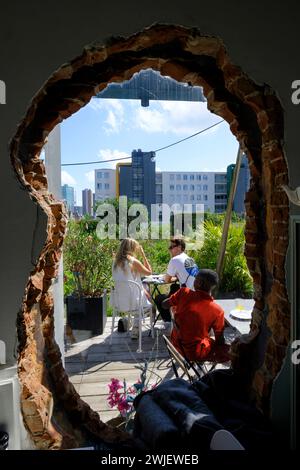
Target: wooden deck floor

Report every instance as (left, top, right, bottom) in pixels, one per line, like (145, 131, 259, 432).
(65, 318, 175, 422)
(65, 317, 235, 423)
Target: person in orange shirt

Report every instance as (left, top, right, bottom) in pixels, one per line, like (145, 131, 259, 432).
(162, 269, 229, 362)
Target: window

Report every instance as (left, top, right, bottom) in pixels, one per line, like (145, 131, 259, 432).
(183, 194, 188, 202)
(190, 174, 194, 180)
(215, 174, 226, 183)
(196, 174, 201, 181)
(190, 185, 194, 191)
(203, 175, 208, 180)
(170, 174, 175, 180)
(190, 195, 194, 201)
(170, 185, 174, 190)
(204, 194, 208, 201)
(197, 194, 201, 201)
(104, 172, 109, 179)
(183, 174, 188, 180)
(176, 174, 181, 180)
(176, 184, 181, 191)
(104, 183, 110, 189)
(97, 171, 103, 178)
(97, 183, 102, 189)
(183, 184, 188, 190)
(203, 184, 208, 191)
(197, 184, 201, 191)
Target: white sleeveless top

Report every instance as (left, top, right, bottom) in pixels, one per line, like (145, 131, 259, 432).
(111, 258, 151, 311)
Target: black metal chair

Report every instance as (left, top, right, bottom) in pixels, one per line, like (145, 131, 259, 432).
(162, 334, 216, 383)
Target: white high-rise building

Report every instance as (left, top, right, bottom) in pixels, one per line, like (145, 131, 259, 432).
(94, 169, 116, 202)
(160, 171, 227, 213)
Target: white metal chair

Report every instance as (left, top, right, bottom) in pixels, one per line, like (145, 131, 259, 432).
(110, 280, 153, 353)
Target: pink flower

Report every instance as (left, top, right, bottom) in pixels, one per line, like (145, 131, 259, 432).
(117, 398, 131, 417)
(108, 378, 123, 393)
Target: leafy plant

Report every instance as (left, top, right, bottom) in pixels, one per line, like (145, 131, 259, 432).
(192, 219, 253, 297)
(63, 220, 118, 297)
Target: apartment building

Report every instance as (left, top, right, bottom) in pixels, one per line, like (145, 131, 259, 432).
(94, 168, 116, 202)
(160, 171, 227, 213)
(93, 168, 251, 215)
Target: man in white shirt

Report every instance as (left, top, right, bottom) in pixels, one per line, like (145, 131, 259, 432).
(155, 237, 199, 321)
(164, 237, 199, 289)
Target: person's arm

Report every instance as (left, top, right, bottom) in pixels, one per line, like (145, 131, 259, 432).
(139, 245, 152, 272)
(162, 288, 182, 310)
(212, 309, 225, 345)
(164, 273, 177, 283)
(131, 255, 152, 276)
(164, 258, 178, 283)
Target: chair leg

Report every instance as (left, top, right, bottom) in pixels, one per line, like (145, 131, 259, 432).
(137, 309, 142, 353)
(110, 308, 116, 345)
(150, 307, 155, 338)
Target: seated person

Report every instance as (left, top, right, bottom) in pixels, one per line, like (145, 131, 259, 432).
(155, 236, 199, 322)
(162, 269, 229, 362)
(112, 238, 153, 339)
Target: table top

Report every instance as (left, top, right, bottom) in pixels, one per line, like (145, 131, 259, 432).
(215, 299, 254, 335)
(142, 274, 169, 284)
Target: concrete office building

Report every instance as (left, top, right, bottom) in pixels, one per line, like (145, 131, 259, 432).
(117, 149, 156, 211)
(160, 171, 227, 213)
(94, 168, 116, 202)
(227, 154, 250, 215)
(82, 188, 93, 216)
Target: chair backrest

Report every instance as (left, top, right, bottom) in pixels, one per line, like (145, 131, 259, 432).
(162, 335, 201, 383)
(210, 429, 245, 450)
(110, 279, 143, 313)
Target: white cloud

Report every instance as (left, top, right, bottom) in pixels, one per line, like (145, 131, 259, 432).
(61, 170, 76, 185)
(97, 149, 131, 169)
(85, 170, 95, 183)
(88, 98, 125, 134)
(133, 101, 221, 135)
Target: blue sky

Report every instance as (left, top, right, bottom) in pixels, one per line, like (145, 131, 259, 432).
(60, 96, 239, 205)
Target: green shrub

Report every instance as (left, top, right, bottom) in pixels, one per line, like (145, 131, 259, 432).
(63, 220, 118, 297)
(191, 220, 253, 296)
(63, 214, 253, 299)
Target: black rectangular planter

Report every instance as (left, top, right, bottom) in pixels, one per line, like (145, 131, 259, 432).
(66, 291, 107, 335)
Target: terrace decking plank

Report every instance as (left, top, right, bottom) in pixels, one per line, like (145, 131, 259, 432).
(64, 318, 233, 422)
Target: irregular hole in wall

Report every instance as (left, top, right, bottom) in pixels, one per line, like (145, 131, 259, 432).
(9, 24, 290, 449)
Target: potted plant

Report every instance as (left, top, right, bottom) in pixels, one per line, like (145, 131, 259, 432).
(64, 219, 117, 335)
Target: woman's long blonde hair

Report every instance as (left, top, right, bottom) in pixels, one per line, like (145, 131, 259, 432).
(113, 238, 139, 271)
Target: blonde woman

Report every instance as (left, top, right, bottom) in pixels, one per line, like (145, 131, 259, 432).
(112, 238, 152, 339)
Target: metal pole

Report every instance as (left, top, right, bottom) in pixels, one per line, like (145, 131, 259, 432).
(216, 145, 243, 282)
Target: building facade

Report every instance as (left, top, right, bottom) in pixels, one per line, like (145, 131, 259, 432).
(92, 164, 252, 216)
(82, 188, 93, 216)
(61, 184, 75, 213)
(160, 171, 227, 213)
(94, 168, 116, 202)
(226, 154, 250, 215)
